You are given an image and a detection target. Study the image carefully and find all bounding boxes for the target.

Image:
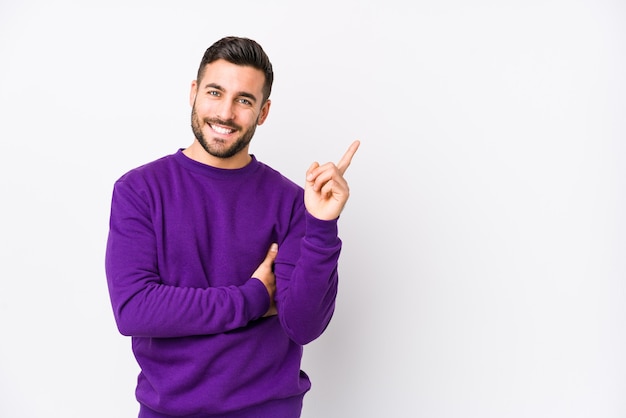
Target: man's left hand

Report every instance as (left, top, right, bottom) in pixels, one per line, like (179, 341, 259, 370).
(304, 140, 360, 220)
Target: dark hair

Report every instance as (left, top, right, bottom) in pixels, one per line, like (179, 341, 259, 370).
(197, 36, 274, 103)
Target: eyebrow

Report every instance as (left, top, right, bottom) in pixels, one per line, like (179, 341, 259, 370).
(203, 83, 258, 103)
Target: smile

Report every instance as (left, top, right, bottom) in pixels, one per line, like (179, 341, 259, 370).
(210, 124, 236, 135)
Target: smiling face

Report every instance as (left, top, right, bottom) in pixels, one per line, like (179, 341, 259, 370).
(186, 59, 271, 168)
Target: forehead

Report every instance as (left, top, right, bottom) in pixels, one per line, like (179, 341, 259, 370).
(198, 59, 266, 95)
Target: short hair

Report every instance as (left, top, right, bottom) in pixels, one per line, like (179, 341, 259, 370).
(197, 36, 274, 103)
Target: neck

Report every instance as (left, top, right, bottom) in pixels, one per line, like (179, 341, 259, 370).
(183, 141, 252, 169)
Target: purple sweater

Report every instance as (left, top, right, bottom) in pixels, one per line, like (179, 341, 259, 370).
(105, 150, 341, 417)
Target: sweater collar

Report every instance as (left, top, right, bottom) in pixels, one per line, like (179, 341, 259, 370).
(173, 148, 260, 179)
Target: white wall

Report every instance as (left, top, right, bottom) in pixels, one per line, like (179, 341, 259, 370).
(1, 1, 624, 417)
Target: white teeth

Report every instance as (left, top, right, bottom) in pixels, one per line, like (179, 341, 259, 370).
(211, 124, 234, 134)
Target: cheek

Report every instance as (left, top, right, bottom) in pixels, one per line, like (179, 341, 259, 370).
(193, 99, 214, 115)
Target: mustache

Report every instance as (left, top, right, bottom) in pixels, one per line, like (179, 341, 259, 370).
(204, 117, 241, 131)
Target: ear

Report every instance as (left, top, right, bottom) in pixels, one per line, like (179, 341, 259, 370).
(189, 80, 198, 106)
(257, 99, 271, 126)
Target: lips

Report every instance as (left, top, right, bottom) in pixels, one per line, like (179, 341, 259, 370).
(209, 124, 236, 135)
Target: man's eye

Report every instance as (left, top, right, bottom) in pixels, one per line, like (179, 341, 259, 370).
(208, 91, 220, 96)
(238, 98, 252, 105)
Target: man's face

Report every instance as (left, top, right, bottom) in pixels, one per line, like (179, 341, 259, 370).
(190, 59, 270, 160)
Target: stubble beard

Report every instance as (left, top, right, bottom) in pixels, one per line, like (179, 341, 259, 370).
(191, 106, 257, 159)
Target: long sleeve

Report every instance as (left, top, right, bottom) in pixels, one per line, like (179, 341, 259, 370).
(275, 207, 342, 345)
(105, 176, 270, 338)
(103, 151, 344, 416)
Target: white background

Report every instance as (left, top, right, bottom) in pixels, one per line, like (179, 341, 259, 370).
(1, 1, 624, 417)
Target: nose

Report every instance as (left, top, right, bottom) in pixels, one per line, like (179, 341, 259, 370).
(216, 99, 235, 121)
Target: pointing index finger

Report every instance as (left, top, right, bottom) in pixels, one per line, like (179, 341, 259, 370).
(337, 140, 361, 175)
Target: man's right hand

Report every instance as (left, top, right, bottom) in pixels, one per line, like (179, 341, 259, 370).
(252, 243, 278, 317)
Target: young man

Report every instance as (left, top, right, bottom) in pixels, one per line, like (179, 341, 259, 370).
(105, 36, 359, 417)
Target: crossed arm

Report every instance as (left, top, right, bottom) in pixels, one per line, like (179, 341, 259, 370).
(106, 141, 360, 341)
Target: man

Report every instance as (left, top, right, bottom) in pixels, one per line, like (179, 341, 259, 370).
(105, 36, 359, 418)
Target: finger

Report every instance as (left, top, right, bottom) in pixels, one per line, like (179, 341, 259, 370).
(265, 243, 278, 263)
(336, 140, 360, 175)
(305, 162, 320, 182)
(306, 162, 336, 190)
(313, 165, 348, 192)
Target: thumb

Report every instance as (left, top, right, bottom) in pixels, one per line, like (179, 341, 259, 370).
(264, 243, 278, 263)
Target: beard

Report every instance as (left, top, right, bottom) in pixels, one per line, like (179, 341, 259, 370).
(191, 106, 258, 159)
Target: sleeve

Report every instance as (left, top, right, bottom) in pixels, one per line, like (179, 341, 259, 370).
(274, 203, 342, 345)
(104, 178, 270, 338)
